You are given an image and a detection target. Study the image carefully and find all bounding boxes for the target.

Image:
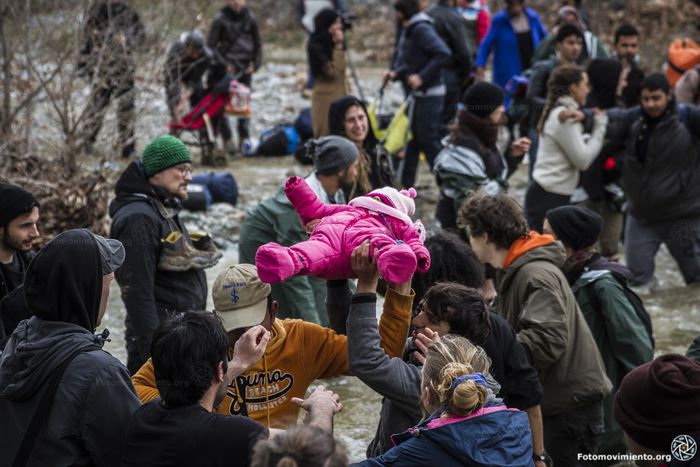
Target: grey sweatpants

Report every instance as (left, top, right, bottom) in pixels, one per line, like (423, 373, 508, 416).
(624, 214, 700, 286)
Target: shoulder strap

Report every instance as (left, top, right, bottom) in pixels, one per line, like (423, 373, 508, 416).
(11, 348, 87, 467)
(678, 103, 690, 132)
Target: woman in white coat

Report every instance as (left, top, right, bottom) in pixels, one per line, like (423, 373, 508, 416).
(524, 64, 608, 231)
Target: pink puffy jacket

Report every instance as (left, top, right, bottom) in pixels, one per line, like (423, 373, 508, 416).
(256, 177, 431, 284)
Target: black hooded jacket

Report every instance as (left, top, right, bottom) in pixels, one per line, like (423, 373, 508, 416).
(327, 96, 395, 195)
(607, 102, 700, 222)
(207, 5, 262, 71)
(0, 229, 140, 467)
(308, 8, 340, 79)
(109, 162, 207, 371)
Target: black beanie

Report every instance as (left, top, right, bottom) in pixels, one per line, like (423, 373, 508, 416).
(461, 82, 505, 119)
(614, 354, 700, 453)
(0, 183, 39, 227)
(545, 205, 602, 250)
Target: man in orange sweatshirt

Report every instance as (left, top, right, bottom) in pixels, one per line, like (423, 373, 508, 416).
(132, 263, 413, 428)
(459, 193, 612, 467)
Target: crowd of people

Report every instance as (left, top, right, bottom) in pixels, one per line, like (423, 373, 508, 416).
(2, 0, 700, 466)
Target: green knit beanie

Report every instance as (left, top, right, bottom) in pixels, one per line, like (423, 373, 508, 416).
(141, 135, 192, 177)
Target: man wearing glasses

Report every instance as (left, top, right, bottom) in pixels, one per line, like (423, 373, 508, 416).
(110, 135, 218, 374)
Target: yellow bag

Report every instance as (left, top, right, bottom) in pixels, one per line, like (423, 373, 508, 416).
(382, 101, 412, 156)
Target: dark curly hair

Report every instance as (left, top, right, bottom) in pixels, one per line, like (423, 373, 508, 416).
(411, 229, 485, 307)
(458, 193, 529, 251)
(422, 282, 491, 347)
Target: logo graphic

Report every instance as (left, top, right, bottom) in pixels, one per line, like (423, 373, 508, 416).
(226, 369, 295, 416)
(223, 281, 246, 304)
(671, 434, 697, 462)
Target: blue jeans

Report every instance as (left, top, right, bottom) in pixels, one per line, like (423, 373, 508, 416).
(400, 95, 443, 188)
(624, 214, 700, 286)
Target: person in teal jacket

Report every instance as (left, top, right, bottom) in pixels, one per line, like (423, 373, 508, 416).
(544, 206, 654, 458)
(474, 0, 547, 89)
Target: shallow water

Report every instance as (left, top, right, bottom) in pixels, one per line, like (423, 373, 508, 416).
(101, 157, 700, 463)
(97, 61, 700, 463)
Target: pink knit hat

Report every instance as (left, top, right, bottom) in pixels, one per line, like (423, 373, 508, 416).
(365, 187, 417, 216)
(349, 186, 419, 230)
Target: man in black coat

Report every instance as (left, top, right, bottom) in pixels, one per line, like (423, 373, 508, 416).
(0, 184, 39, 343)
(423, 0, 472, 133)
(80, 0, 145, 158)
(606, 74, 700, 287)
(0, 229, 140, 467)
(109, 136, 217, 374)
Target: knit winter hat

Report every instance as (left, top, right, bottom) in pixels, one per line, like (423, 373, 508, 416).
(461, 82, 505, 119)
(545, 206, 602, 251)
(366, 187, 417, 217)
(0, 183, 39, 227)
(309, 136, 359, 176)
(141, 135, 192, 177)
(350, 186, 418, 228)
(614, 354, 700, 453)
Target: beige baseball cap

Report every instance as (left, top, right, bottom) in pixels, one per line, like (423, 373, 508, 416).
(213, 264, 271, 332)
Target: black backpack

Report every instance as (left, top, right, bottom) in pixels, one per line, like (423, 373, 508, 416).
(584, 270, 655, 350)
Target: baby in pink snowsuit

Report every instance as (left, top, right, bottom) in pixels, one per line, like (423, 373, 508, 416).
(256, 176, 431, 285)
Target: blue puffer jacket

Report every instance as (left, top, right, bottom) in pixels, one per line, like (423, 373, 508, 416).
(354, 404, 534, 467)
(392, 12, 451, 92)
(475, 8, 547, 88)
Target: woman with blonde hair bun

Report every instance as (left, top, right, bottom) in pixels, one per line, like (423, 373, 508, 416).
(357, 335, 534, 466)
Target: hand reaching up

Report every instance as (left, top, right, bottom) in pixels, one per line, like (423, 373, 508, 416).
(228, 325, 270, 379)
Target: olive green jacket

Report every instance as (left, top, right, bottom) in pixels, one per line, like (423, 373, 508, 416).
(495, 239, 612, 416)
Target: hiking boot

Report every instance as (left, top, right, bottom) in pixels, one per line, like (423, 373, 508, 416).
(158, 231, 222, 272)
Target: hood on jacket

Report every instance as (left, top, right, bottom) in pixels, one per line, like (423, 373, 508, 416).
(0, 228, 107, 401)
(425, 409, 532, 466)
(502, 231, 560, 269)
(435, 142, 501, 180)
(265, 319, 287, 355)
(24, 229, 103, 330)
(109, 161, 178, 218)
(405, 11, 433, 29)
(328, 95, 380, 154)
(586, 59, 622, 110)
(308, 8, 339, 78)
(394, 404, 533, 466)
(222, 4, 250, 21)
(0, 318, 104, 401)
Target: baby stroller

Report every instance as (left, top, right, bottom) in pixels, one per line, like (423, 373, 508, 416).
(168, 72, 251, 166)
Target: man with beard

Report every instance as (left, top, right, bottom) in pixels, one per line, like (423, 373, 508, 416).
(0, 229, 140, 467)
(0, 184, 39, 304)
(0, 184, 39, 342)
(110, 135, 218, 374)
(238, 136, 359, 325)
